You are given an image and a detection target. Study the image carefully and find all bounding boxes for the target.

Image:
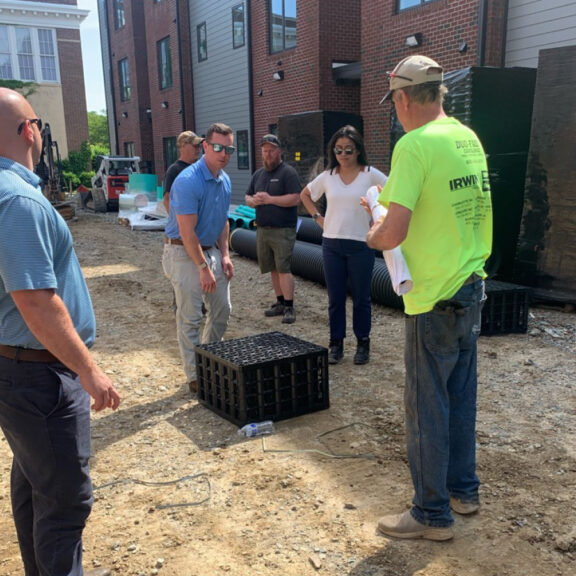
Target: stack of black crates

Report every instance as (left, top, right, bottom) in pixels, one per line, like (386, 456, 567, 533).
(195, 332, 329, 427)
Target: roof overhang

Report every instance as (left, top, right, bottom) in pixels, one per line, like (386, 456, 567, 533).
(0, 1, 88, 30)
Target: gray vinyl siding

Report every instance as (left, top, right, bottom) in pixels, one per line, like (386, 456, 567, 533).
(189, 1, 252, 205)
(506, 0, 576, 68)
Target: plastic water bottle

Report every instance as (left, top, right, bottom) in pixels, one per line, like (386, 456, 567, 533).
(238, 421, 275, 438)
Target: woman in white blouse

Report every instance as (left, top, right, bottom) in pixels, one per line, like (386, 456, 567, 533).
(301, 125, 387, 365)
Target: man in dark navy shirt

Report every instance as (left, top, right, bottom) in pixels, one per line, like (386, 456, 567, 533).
(245, 134, 301, 324)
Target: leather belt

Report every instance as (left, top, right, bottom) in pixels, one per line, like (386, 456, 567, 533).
(164, 237, 213, 251)
(0, 344, 60, 363)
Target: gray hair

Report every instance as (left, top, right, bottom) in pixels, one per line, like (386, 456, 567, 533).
(402, 82, 448, 105)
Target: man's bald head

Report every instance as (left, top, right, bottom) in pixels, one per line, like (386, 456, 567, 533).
(0, 88, 42, 170)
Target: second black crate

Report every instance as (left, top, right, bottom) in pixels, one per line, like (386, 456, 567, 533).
(482, 280, 530, 336)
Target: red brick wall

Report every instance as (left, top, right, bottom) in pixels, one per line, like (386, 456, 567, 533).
(251, 0, 361, 169)
(145, 0, 184, 175)
(57, 28, 89, 152)
(108, 1, 154, 171)
(361, 0, 506, 171)
(109, 0, 196, 176)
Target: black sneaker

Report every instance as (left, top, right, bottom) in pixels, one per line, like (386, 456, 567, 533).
(264, 302, 285, 317)
(282, 306, 296, 324)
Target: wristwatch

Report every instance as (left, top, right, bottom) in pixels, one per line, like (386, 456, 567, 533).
(198, 261, 208, 270)
(312, 212, 321, 220)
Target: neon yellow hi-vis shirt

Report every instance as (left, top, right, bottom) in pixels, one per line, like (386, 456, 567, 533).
(378, 117, 492, 315)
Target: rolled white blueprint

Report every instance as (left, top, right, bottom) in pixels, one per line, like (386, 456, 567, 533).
(366, 186, 413, 296)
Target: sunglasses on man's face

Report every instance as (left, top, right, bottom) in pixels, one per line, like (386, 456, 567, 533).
(334, 147, 356, 156)
(207, 141, 236, 155)
(17, 118, 42, 136)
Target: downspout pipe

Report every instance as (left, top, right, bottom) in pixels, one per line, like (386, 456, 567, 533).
(246, 2, 256, 174)
(175, 0, 186, 131)
(477, 0, 488, 66)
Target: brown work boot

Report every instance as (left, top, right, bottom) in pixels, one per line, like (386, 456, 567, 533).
(264, 302, 285, 317)
(281, 306, 296, 324)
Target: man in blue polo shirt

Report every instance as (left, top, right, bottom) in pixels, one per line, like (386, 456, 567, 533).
(0, 88, 120, 575)
(162, 123, 235, 394)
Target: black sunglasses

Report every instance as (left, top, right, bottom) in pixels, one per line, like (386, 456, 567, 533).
(17, 118, 42, 136)
(334, 147, 356, 156)
(207, 141, 236, 155)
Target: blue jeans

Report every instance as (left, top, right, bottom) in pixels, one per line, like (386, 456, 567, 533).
(404, 279, 485, 527)
(0, 358, 92, 576)
(322, 237, 374, 341)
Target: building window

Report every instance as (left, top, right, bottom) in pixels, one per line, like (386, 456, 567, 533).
(398, 0, 438, 11)
(118, 58, 131, 101)
(157, 36, 172, 90)
(113, 0, 126, 29)
(0, 26, 13, 78)
(236, 130, 249, 170)
(16, 28, 35, 81)
(197, 22, 207, 62)
(38, 29, 57, 82)
(0, 25, 59, 83)
(163, 137, 178, 171)
(124, 142, 135, 157)
(232, 4, 245, 49)
(270, 0, 296, 53)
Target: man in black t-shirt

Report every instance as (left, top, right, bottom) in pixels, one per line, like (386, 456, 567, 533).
(245, 134, 301, 324)
(163, 130, 203, 213)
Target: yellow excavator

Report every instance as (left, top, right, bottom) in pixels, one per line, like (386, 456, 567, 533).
(34, 123, 75, 220)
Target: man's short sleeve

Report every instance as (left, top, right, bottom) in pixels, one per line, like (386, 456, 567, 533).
(0, 196, 57, 292)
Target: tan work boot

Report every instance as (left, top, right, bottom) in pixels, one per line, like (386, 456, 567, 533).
(377, 511, 454, 541)
(450, 497, 480, 515)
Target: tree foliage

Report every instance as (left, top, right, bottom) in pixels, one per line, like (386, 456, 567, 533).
(88, 110, 110, 149)
(60, 111, 110, 189)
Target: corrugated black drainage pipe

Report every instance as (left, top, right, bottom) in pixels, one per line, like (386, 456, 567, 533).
(230, 228, 404, 310)
(297, 216, 323, 245)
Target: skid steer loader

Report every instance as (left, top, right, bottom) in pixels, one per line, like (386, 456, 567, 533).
(81, 155, 140, 212)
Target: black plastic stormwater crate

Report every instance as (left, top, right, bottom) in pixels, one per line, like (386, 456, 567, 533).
(195, 332, 329, 426)
(481, 280, 530, 336)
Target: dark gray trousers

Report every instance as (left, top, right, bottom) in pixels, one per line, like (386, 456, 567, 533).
(0, 357, 93, 576)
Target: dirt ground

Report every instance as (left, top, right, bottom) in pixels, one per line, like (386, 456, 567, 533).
(1, 210, 576, 576)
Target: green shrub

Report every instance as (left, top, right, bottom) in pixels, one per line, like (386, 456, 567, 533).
(79, 171, 95, 187)
(62, 171, 80, 189)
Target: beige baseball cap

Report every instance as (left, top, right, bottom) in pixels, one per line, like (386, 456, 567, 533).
(177, 131, 204, 147)
(380, 55, 443, 103)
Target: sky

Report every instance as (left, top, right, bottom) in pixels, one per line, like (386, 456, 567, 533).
(77, 0, 107, 113)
